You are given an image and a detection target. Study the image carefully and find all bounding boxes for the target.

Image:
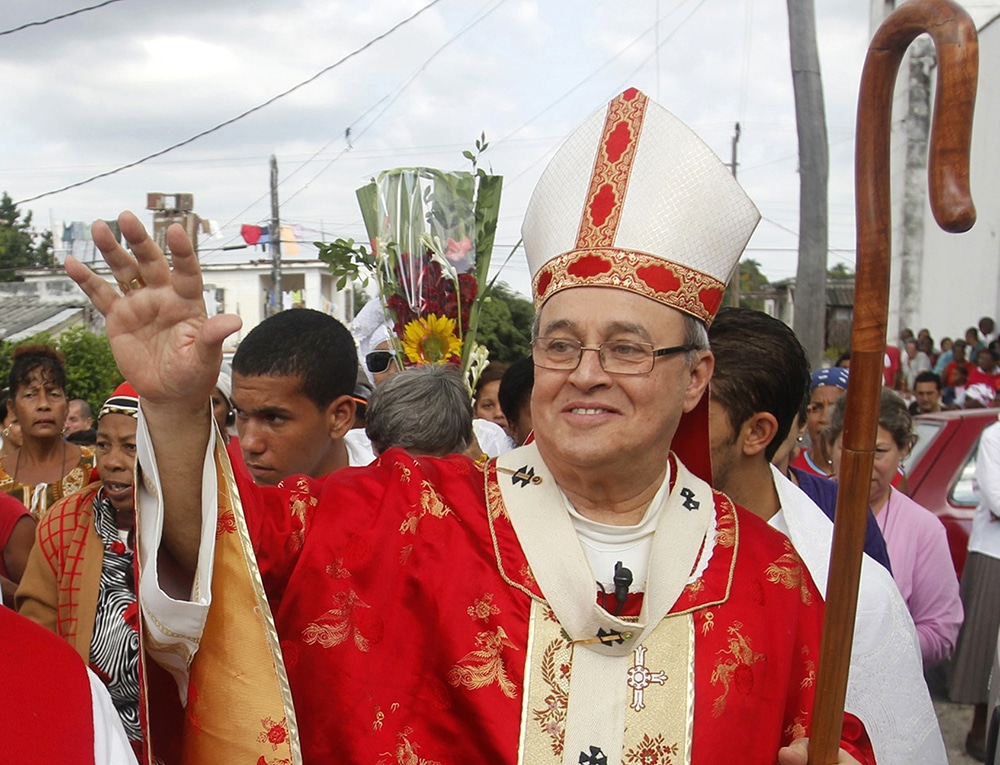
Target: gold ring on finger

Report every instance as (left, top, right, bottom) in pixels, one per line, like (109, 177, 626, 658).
(117, 276, 146, 294)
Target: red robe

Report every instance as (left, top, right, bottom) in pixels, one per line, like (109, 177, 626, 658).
(0, 607, 94, 764)
(237, 447, 873, 765)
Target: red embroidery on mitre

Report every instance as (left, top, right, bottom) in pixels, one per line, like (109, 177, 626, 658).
(636, 263, 682, 295)
(699, 286, 725, 317)
(566, 254, 612, 279)
(532, 248, 725, 327)
(575, 89, 648, 249)
(536, 270, 553, 298)
(588, 183, 618, 228)
(604, 121, 634, 164)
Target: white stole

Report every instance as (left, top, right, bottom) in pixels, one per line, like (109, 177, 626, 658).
(494, 444, 714, 765)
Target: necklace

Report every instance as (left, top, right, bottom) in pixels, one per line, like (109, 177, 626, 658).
(12, 439, 68, 487)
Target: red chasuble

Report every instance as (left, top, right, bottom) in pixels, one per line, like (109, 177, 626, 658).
(235, 447, 873, 765)
(0, 608, 95, 765)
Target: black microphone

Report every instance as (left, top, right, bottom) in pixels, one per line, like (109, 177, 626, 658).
(613, 561, 633, 611)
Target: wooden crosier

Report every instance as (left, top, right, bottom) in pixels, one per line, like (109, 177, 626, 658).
(809, 1, 977, 762)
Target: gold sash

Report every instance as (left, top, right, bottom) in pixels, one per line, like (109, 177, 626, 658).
(141, 439, 302, 765)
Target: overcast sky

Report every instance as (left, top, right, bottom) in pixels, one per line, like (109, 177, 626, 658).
(2, 0, 998, 298)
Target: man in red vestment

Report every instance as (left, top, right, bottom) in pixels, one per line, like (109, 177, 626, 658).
(68, 88, 874, 765)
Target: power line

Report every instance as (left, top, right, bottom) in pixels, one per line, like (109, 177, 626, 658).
(495, 0, 709, 193)
(0, 0, 126, 37)
(15, 0, 445, 206)
(212, 0, 507, 255)
(279, 0, 508, 211)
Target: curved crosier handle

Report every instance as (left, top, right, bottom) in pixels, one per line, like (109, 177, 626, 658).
(809, 2, 977, 763)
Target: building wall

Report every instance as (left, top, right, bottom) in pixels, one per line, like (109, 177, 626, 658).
(199, 261, 349, 352)
(907, 15, 1000, 343)
(9, 261, 350, 352)
(874, 3, 1000, 344)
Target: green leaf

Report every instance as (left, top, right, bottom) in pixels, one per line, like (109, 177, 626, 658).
(462, 150, 476, 161)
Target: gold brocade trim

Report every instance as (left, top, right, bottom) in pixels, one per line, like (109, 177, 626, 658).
(575, 88, 648, 249)
(520, 600, 694, 764)
(189, 439, 303, 764)
(483, 461, 546, 605)
(532, 248, 725, 324)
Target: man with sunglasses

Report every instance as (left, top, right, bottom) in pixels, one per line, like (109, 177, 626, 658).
(69, 89, 873, 764)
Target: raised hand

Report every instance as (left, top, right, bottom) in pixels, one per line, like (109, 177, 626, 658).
(65, 211, 242, 412)
(66, 211, 241, 580)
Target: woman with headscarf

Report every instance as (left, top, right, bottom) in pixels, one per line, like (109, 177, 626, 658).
(790, 367, 849, 478)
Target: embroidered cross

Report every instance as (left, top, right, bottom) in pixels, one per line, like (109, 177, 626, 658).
(627, 645, 667, 712)
(680, 487, 699, 511)
(579, 745, 608, 765)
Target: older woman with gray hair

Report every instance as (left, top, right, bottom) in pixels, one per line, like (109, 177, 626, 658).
(365, 366, 473, 458)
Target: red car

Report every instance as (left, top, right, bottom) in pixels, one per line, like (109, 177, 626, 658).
(902, 407, 1000, 578)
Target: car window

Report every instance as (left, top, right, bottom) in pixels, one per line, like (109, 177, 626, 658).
(903, 419, 943, 473)
(950, 440, 981, 507)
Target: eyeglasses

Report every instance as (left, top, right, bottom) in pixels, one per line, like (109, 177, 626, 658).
(531, 337, 696, 375)
(365, 350, 401, 374)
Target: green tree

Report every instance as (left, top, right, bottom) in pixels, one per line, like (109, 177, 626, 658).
(475, 282, 534, 363)
(0, 326, 122, 414)
(737, 259, 771, 311)
(827, 262, 854, 279)
(0, 192, 55, 282)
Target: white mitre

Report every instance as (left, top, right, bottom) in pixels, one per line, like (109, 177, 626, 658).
(522, 87, 760, 325)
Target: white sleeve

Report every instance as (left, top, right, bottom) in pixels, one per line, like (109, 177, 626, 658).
(473, 419, 516, 458)
(975, 422, 1000, 519)
(135, 405, 219, 705)
(88, 669, 140, 765)
(770, 467, 948, 765)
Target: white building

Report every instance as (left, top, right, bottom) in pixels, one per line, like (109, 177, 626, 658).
(873, 1, 1000, 344)
(2, 259, 351, 352)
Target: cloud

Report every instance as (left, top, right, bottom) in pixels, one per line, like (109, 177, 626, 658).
(0, 0, 904, 293)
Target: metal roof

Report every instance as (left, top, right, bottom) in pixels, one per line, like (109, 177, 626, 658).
(0, 296, 87, 341)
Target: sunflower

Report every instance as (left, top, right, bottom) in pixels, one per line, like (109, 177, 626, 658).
(402, 313, 463, 364)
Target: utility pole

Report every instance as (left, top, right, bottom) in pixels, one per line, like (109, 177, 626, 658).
(146, 193, 197, 255)
(725, 122, 742, 308)
(787, 0, 829, 367)
(269, 155, 282, 315)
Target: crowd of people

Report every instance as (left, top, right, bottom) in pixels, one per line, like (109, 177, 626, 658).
(853, 318, 1000, 415)
(2, 88, 997, 765)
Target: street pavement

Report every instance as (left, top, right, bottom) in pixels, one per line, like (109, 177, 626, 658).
(935, 697, 980, 765)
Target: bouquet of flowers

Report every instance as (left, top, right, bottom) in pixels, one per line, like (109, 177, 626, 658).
(318, 136, 502, 390)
